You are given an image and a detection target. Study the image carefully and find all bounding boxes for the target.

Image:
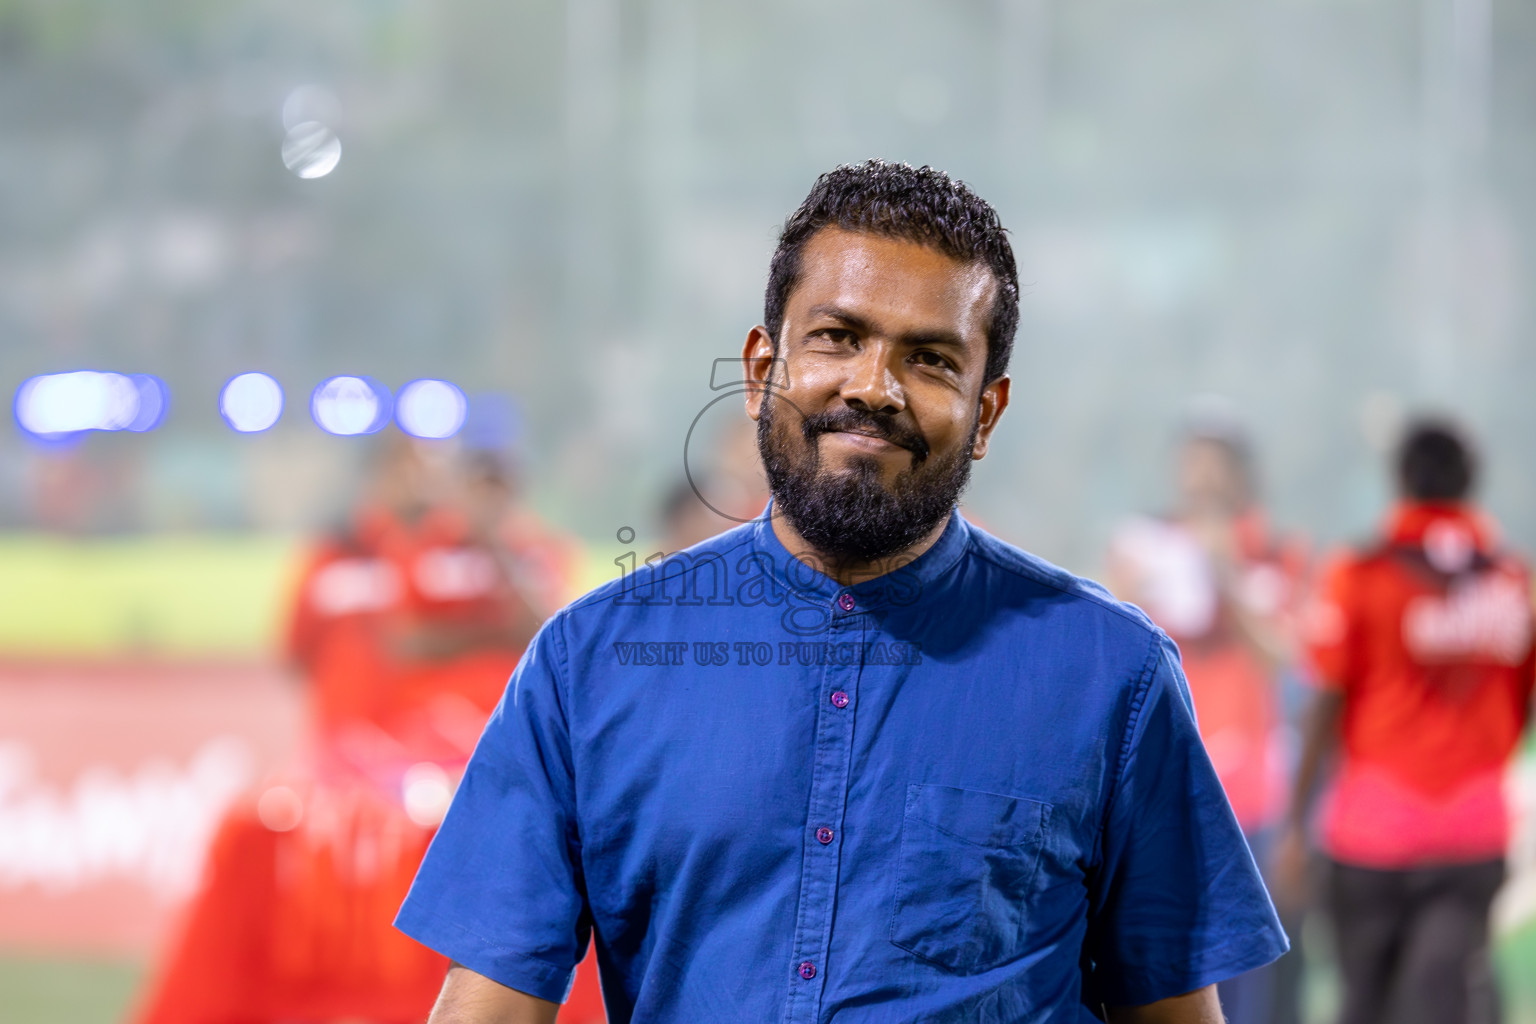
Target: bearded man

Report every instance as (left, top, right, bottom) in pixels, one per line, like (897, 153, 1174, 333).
(396, 161, 1286, 1023)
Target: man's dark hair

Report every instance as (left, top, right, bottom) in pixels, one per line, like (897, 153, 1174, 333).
(764, 160, 1020, 385)
(1397, 418, 1476, 502)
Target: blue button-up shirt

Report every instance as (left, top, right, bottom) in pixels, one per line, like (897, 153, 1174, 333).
(397, 512, 1286, 1021)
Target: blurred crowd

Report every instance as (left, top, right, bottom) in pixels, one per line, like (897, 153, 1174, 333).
(1108, 403, 1532, 1024)
(127, 435, 598, 1024)
(108, 398, 1533, 1024)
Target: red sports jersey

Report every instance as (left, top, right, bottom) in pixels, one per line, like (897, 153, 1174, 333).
(132, 501, 605, 1024)
(1304, 502, 1535, 868)
(1109, 510, 1303, 832)
(288, 504, 533, 748)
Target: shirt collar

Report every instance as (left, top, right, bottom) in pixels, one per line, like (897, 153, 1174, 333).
(750, 501, 972, 608)
(1384, 500, 1498, 552)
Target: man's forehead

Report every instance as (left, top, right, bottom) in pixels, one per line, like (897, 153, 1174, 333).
(788, 227, 996, 339)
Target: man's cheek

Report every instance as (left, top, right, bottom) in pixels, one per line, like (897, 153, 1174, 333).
(784, 359, 843, 399)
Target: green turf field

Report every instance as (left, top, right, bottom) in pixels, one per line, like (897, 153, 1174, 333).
(0, 534, 300, 658)
(0, 532, 619, 659)
(1502, 922, 1536, 1024)
(2, 922, 1533, 1024)
(0, 956, 143, 1024)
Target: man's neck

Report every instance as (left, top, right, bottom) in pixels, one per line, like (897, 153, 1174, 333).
(768, 508, 952, 587)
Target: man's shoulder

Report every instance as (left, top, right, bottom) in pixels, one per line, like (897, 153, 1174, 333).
(961, 521, 1162, 641)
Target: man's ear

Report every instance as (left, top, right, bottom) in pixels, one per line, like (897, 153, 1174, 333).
(970, 375, 1011, 460)
(742, 326, 777, 421)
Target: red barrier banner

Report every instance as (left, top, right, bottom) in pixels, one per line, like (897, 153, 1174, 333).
(0, 661, 302, 955)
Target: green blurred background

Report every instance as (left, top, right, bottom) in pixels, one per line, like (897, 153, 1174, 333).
(0, 0, 1533, 561)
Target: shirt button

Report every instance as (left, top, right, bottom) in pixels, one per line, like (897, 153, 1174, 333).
(830, 690, 849, 709)
(837, 592, 855, 612)
(816, 826, 834, 844)
(798, 960, 817, 980)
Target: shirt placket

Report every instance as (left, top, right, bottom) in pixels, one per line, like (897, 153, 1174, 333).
(782, 593, 864, 1024)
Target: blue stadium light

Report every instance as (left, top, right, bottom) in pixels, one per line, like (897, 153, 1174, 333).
(311, 375, 391, 436)
(127, 374, 169, 432)
(220, 372, 285, 433)
(395, 379, 467, 440)
(14, 370, 169, 439)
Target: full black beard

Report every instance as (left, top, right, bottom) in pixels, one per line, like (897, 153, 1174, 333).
(757, 392, 978, 564)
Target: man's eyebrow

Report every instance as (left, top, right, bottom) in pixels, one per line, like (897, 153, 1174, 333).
(804, 304, 873, 333)
(803, 304, 972, 353)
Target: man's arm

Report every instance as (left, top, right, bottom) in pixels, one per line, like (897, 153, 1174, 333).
(1286, 688, 1344, 835)
(1272, 687, 1344, 907)
(427, 964, 560, 1024)
(1108, 984, 1224, 1023)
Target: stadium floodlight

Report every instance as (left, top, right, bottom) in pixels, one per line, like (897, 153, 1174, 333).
(281, 121, 342, 180)
(14, 370, 169, 438)
(127, 374, 169, 432)
(395, 379, 468, 440)
(311, 375, 391, 436)
(220, 372, 285, 433)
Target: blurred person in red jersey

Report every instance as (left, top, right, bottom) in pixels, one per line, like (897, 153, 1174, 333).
(129, 434, 596, 1024)
(1107, 399, 1305, 1024)
(461, 448, 588, 621)
(1277, 418, 1535, 1024)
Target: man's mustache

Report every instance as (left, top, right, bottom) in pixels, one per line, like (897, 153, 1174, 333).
(801, 406, 931, 462)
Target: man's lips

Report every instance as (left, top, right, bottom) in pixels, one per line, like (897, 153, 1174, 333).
(821, 429, 910, 453)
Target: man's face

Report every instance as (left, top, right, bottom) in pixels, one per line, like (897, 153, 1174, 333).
(372, 436, 435, 522)
(743, 227, 1009, 563)
(1178, 438, 1246, 518)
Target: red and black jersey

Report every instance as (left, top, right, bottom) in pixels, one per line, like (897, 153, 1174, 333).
(1304, 501, 1535, 866)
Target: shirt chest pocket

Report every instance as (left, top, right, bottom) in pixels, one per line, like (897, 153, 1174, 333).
(889, 784, 1052, 973)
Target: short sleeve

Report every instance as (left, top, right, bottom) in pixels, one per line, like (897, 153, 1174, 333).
(394, 615, 588, 1002)
(1084, 635, 1288, 1008)
(1302, 554, 1359, 691)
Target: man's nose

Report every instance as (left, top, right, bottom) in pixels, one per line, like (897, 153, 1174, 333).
(840, 343, 905, 415)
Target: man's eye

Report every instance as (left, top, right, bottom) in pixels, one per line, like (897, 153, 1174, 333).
(812, 328, 857, 345)
(913, 351, 953, 370)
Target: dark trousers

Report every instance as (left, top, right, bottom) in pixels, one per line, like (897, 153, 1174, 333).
(1327, 858, 1505, 1024)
